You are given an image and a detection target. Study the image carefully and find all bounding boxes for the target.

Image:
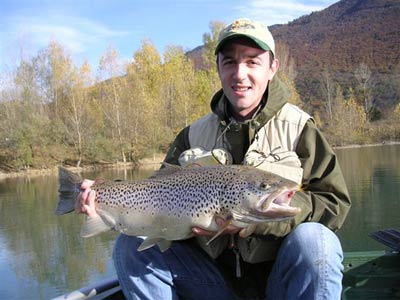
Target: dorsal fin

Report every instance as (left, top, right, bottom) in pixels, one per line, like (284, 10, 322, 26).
(149, 162, 182, 179)
(94, 177, 106, 185)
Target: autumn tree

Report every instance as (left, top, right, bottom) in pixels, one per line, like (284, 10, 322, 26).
(326, 86, 368, 145)
(58, 61, 95, 167)
(162, 45, 197, 133)
(130, 40, 164, 159)
(354, 63, 372, 114)
(3, 54, 55, 169)
(202, 21, 224, 70)
(98, 47, 129, 163)
(322, 68, 335, 120)
(276, 42, 301, 106)
(35, 41, 74, 116)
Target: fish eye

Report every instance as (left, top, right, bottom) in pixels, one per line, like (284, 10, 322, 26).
(259, 182, 269, 190)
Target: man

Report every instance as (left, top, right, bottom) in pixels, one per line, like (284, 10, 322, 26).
(79, 18, 351, 300)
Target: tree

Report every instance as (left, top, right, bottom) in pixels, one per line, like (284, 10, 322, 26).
(354, 63, 372, 114)
(202, 21, 225, 71)
(326, 86, 368, 145)
(162, 46, 197, 133)
(130, 40, 164, 159)
(276, 42, 302, 106)
(98, 47, 128, 163)
(322, 68, 335, 120)
(58, 62, 95, 167)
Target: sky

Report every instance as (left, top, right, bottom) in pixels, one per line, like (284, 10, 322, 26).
(0, 0, 338, 72)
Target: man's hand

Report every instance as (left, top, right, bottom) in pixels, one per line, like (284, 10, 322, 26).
(75, 179, 98, 218)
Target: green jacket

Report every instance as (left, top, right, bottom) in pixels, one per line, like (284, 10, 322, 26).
(163, 76, 351, 293)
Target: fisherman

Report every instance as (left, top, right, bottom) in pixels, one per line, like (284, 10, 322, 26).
(78, 18, 351, 300)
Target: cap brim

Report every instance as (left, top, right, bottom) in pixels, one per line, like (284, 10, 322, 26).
(215, 34, 271, 55)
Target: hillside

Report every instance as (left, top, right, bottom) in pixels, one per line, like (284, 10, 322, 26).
(271, 0, 400, 107)
(188, 0, 400, 110)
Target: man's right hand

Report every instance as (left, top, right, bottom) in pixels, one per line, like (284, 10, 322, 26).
(76, 179, 98, 218)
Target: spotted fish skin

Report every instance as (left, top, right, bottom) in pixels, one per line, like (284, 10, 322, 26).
(56, 164, 300, 251)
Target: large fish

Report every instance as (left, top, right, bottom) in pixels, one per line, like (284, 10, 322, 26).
(56, 164, 301, 251)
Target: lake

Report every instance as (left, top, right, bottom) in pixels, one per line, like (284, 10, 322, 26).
(0, 144, 399, 299)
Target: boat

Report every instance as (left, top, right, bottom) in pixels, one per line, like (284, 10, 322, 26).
(342, 228, 400, 300)
(52, 229, 400, 300)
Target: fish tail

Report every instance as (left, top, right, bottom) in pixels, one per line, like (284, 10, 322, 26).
(55, 166, 82, 215)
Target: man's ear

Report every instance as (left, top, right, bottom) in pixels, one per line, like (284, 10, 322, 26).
(268, 58, 279, 80)
(271, 58, 279, 73)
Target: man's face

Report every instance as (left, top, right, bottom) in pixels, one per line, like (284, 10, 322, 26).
(217, 38, 278, 119)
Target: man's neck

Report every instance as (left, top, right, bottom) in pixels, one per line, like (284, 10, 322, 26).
(229, 101, 264, 123)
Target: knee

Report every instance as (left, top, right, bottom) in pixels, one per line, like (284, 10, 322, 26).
(113, 235, 143, 267)
(114, 234, 141, 255)
(284, 223, 343, 266)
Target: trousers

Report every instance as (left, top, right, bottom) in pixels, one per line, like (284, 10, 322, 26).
(113, 222, 344, 300)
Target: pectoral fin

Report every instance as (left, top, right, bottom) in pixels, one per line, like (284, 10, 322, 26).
(81, 215, 111, 237)
(206, 219, 233, 246)
(137, 237, 172, 252)
(157, 240, 172, 252)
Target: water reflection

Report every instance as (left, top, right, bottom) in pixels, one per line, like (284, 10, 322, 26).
(0, 146, 399, 299)
(0, 168, 155, 299)
(335, 144, 400, 251)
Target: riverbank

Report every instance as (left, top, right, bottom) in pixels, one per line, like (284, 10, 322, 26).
(333, 140, 400, 149)
(0, 154, 165, 180)
(1, 142, 399, 180)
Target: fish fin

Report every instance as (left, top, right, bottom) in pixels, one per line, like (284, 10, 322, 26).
(206, 219, 233, 246)
(55, 167, 82, 215)
(80, 215, 111, 237)
(94, 177, 106, 185)
(137, 237, 164, 251)
(149, 163, 182, 178)
(157, 240, 172, 252)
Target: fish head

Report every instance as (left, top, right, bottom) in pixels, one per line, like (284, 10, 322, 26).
(228, 167, 301, 224)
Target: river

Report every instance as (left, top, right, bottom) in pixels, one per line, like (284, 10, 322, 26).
(0, 144, 399, 299)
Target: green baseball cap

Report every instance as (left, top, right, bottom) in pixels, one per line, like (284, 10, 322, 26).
(215, 18, 275, 57)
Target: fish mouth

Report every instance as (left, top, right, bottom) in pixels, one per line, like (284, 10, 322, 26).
(231, 185, 302, 222)
(256, 185, 300, 212)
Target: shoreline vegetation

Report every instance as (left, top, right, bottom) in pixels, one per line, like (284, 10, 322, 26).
(0, 153, 165, 180)
(1, 37, 399, 177)
(1, 141, 399, 180)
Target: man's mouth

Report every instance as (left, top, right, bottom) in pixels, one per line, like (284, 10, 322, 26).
(233, 86, 250, 92)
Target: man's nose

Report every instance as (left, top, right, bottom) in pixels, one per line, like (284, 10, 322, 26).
(233, 63, 247, 80)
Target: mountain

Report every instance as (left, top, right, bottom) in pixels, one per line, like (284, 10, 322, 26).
(270, 0, 400, 107)
(188, 0, 400, 110)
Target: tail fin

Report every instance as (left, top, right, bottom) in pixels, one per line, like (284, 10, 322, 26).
(55, 167, 82, 215)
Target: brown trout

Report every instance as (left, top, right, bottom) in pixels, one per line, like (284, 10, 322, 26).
(56, 164, 301, 251)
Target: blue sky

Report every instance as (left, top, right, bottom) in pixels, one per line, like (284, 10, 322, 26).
(0, 0, 338, 72)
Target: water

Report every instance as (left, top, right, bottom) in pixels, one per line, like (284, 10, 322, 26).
(0, 145, 399, 299)
(335, 144, 400, 251)
(0, 167, 155, 299)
